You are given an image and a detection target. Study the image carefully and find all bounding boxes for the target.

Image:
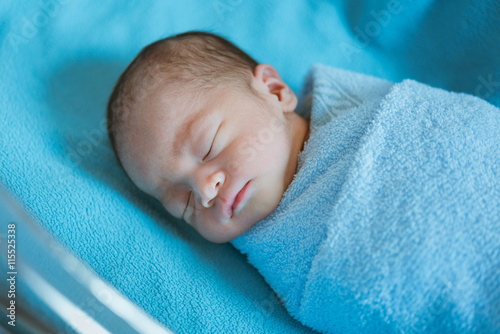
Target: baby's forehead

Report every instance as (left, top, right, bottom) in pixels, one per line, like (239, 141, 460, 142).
(123, 91, 201, 175)
(126, 82, 239, 165)
(129, 87, 191, 136)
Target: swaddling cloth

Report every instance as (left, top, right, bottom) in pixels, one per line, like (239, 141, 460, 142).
(232, 65, 500, 334)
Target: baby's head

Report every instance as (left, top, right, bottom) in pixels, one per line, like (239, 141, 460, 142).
(107, 31, 309, 243)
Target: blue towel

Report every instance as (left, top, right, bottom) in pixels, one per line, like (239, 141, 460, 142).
(232, 64, 500, 334)
(1, 0, 500, 332)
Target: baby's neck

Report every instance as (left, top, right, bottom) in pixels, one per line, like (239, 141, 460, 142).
(284, 113, 310, 186)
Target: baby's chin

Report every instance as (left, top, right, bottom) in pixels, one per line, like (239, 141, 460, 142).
(197, 203, 274, 243)
(230, 201, 279, 240)
(208, 217, 261, 243)
(198, 176, 287, 243)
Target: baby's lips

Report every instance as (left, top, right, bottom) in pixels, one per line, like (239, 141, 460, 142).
(217, 198, 234, 222)
(208, 188, 236, 223)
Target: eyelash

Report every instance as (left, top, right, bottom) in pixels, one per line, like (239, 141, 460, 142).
(203, 136, 215, 161)
(203, 122, 222, 161)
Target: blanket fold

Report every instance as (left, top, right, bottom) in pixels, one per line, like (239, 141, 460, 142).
(232, 64, 500, 334)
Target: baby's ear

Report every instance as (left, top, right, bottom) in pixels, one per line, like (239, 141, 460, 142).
(253, 64, 297, 112)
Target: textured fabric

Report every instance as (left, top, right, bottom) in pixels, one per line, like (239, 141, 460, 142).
(1, 0, 500, 332)
(232, 65, 500, 333)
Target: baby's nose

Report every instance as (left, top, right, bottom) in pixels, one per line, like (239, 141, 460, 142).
(200, 172, 225, 208)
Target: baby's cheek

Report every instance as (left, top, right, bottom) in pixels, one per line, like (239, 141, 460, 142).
(224, 141, 252, 174)
(183, 205, 194, 225)
(226, 160, 241, 174)
(162, 201, 182, 219)
(235, 138, 259, 164)
(225, 127, 288, 175)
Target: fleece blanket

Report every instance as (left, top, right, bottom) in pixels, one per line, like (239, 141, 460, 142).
(232, 64, 500, 334)
(1, 0, 500, 333)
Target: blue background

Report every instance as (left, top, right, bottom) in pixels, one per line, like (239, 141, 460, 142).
(1, 1, 499, 333)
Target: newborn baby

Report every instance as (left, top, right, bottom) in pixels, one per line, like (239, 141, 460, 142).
(108, 31, 499, 333)
(107, 31, 309, 243)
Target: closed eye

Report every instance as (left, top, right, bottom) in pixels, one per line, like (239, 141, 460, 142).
(203, 137, 214, 161)
(203, 122, 222, 161)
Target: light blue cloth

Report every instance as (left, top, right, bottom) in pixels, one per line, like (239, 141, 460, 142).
(232, 64, 500, 334)
(1, 0, 500, 333)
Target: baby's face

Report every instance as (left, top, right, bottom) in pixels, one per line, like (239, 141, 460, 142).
(121, 65, 308, 243)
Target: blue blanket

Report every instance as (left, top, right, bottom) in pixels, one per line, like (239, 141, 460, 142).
(1, 0, 500, 332)
(232, 65, 500, 334)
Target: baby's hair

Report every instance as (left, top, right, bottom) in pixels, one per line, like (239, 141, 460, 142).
(106, 31, 259, 158)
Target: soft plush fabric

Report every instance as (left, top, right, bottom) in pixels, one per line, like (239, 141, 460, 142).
(1, 0, 499, 333)
(232, 64, 500, 333)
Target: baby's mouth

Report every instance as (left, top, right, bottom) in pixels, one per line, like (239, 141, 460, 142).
(218, 180, 252, 221)
(231, 180, 251, 214)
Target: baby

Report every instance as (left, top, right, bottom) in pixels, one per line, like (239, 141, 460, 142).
(108, 31, 499, 333)
(107, 31, 310, 244)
